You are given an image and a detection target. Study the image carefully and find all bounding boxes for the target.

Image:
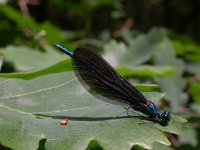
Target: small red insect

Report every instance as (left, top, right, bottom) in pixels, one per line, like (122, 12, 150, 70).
(60, 118, 69, 126)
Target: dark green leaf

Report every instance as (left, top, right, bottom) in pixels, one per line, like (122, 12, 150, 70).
(189, 83, 200, 104)
(0, 5, 75, 45)
(0, 55, 3, 71)
(0, 60, 72, 80)
(134, 84, 159, 92)
(116, 65, 174, 78)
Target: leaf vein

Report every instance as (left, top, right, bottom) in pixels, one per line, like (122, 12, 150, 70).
(0, 78, 76, 100)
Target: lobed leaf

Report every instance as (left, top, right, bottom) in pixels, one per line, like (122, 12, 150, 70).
(0, 71, 186, 150)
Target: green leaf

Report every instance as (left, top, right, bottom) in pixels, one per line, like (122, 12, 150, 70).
(0, 59, 173, 81)
(0, 45, 67, 71)
(116, 65, 174, 78)
(185, 63, 200, 75)
(190, 103, 200, 116)
(123, 28, 167, 65)
(189, 83, 200, 104)
(0, 5, 76, 46)
(103, 28, 171, 68)
(184, 53, 200, 63)
(103, 40, 127, 67)
(0, 71, 186, 150)
(0, 60, 72, 80)
(103, 36, 157, 66)
(86, 140, 103, 150)
(153, 143, 175, 150)
(178, 124, 198, 146)
(0, 55, 3, 71)
(169, 33, 200, 62)
(152, 32, 186, 111)
(134, 84, 159, 92)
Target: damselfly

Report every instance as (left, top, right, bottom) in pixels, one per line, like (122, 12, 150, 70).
(55, 44, 170, 126)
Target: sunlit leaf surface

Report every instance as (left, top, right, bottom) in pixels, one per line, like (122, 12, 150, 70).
(0, 71, 186, 150)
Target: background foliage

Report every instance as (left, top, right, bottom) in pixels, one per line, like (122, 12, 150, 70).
(0, 0, 200, 150)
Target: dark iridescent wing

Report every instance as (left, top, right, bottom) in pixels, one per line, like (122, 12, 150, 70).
(72, 48, 147, 106)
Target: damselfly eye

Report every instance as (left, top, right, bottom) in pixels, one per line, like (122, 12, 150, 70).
(160, 111, 170, 125)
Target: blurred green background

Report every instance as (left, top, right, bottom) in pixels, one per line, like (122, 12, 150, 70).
(0, 0, 200, 150)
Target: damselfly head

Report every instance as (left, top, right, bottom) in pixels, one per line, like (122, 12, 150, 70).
(159, 111, 170, 126)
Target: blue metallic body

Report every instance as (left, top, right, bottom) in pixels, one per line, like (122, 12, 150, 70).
(145, 101, 160, 117)
(55, 44, 74, 58)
